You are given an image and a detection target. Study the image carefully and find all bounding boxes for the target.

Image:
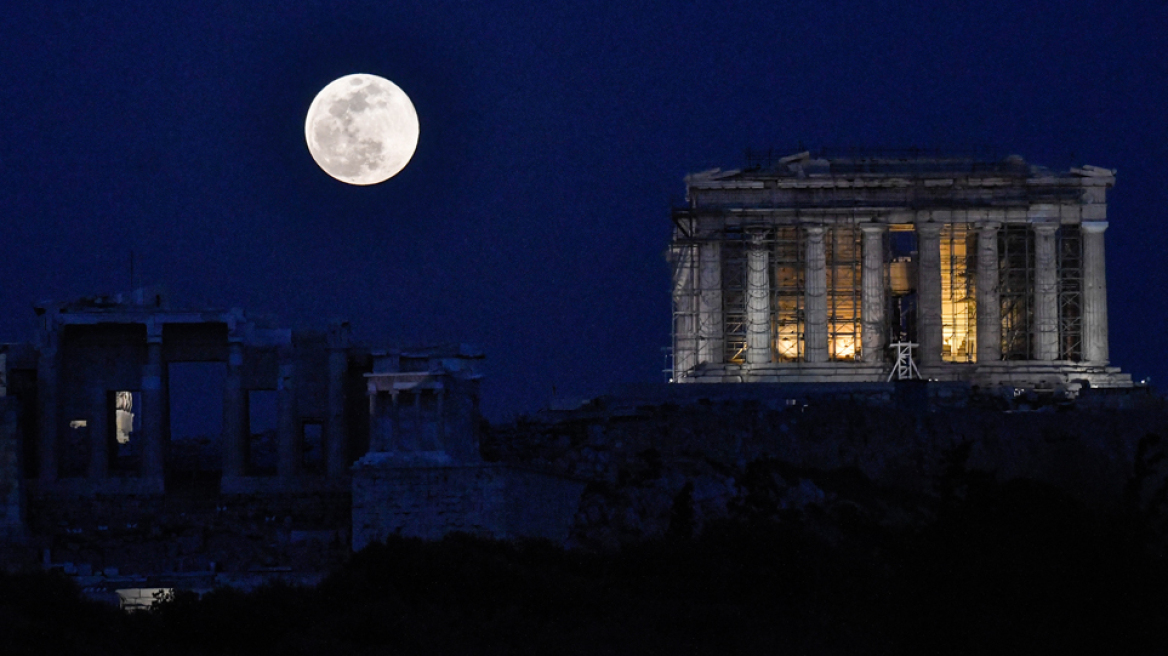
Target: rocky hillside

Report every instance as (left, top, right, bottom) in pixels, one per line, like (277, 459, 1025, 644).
(484, 389, 1168, 550)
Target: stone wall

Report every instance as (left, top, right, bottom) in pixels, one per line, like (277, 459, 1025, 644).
(351, 457, 584, 550)
(24, 488, 351, 575)
(0, 398, 24, 542)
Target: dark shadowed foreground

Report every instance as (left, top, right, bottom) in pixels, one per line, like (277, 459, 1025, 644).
(4, 469, 1167, 655)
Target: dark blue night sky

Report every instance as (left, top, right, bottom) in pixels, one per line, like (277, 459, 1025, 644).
(1, 1, 1166, 419)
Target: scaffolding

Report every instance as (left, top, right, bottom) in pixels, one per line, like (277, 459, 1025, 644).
(826, 224, 861, 361)
(668, 207, 701, 381)
(1057, 226, 1083, 361)
(940, 225, 977, 362)
(999, 225, 1034, 360)
(669, 238, 699, 380)
(722, 227, 748, 363)
(770, 226, 804, 362)
(887, 342, 922, 381)
(886, 226, 917, 346)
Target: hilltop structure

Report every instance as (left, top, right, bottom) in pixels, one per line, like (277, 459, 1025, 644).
(0, 288, 580, 588)
(13, 287, 365, 495)
(669, 150, 1131, 392)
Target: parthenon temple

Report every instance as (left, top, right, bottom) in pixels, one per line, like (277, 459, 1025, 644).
(669, 150, 1131, 391)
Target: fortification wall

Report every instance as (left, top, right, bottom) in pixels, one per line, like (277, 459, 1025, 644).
(485, 386, 1168, 548)
(352, 459, 584, 550)
(24, 488, 351, 575)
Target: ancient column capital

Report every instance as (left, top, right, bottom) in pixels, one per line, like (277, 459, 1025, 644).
(1033, 222, 1060, 235)
(859, 223, 888, 235)
(745, 226, 769, 244)
(146, 320, 163, 345)
(226, 340, 244, 368)
(976, 220, 1002, 232)
(36, 322, 60, 352)
(326, 319, 352, 349)
(803, 224, 826, 239)
(1081, 221, 1109, 234)
(915, 222, 943, 237)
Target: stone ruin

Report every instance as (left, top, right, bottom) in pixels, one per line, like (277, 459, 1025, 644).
(0, 287, 582, 587)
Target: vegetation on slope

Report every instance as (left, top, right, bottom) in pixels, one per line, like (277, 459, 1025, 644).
(4, 468, 1168, 655)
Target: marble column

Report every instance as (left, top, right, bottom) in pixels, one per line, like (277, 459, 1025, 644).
(1082, 221, 1110, 363)
(860, 224, 887, 363)
(326, 320, 350, 477)
(36, 325, 59, 484)
(975, 222, 1002, 363)
(746, 228, 772, 366)
(697, 239, 723, 366)
(276, 345, 298, 480)
(915, 222, 944, 367)
(1033, 223, 1060, 360)
(87, 386, 108, 480)
(804, 225, 829, 363)
(436, 390, 447, 455)
(670, 244, 697, 379)
(222, 340, 247, 479)
(140, 325, 165, 485)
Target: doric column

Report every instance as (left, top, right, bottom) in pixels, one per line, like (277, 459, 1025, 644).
(670, 243, 697, 379)
(276, 344, 298, 480)
(326, 320, 350, 477)
(697, 239, 723, 366)
(140, 322, 165, 485)
(746, 228, 771, 366)
(389, 391, 403, 451)
(87, 385, 108, 481)
(36, 322, 60, 484)
(1082, 221, 1110, 363)
(1033, 223, 1060, 360)
(436, 390, 448, 455)
(392, 391, 412, 451)
(804, 225, 829, 363)
(915, 222, 944, 367)
(975, 222, 1002, 363)
(222, 340, 247, 479)
(860, 224, 887, 363)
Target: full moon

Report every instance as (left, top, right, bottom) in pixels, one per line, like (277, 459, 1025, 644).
(304, 73, 419, 185)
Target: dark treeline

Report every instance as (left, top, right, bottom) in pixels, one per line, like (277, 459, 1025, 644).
(4, 472, 1168, 655)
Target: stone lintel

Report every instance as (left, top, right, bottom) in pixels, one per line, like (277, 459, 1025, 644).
(1027, 204, 1062, 221)
(914, 221, 944, 236)
(365, 372, 447, 394)
(1081, 205, 1106, 220)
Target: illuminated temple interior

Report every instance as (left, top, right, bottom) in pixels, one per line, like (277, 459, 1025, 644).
(669, 150, 1131, 391)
